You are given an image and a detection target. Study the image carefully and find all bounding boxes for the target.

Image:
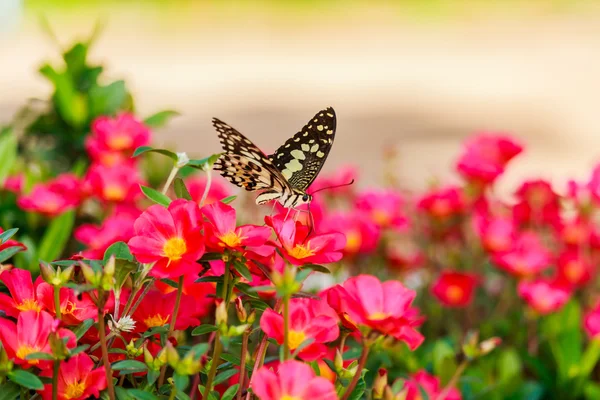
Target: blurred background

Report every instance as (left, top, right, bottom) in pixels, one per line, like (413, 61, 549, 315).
(2, 0, 600, 194)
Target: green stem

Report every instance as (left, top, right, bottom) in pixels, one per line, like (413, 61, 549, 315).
(158, 276, 185, 387)
(283, 294, 291, 361)
(162, 166, 180, 195)
(199, 169, 212, 206)
(53, 286, 61, 320)
(435, 361, 467, 400)
(168, 386, 177, 400)
(340, 345, 370, 400)
(237, 330, 250, 400)
(98, 299, 116, 400)
(52, 361, 59, 400)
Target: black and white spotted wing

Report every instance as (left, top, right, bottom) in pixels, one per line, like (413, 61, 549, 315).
(212, 118, 291, 195)
(268, 107, 336, 191)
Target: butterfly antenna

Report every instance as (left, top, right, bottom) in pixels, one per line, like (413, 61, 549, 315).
(307, 201, 315, 238)
(309, 179, 355, 196)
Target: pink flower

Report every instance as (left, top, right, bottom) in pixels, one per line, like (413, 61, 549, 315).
(512, 180, 561, 227)
(128, 199, 205, 279)
(517, 279, 571, 315)
(260, 298, 339, 361)
(475, 215, 515, 254)
(554, 250, 592, 288)
(38, 353, 107, 400)
(584, 301, 600, 339)
(417, 186, 466, 219)
(3, 174, 23, 194)
(87, 113, 151, 156)
(131, 289, 202, 333)
(321, 211, 380, 256)
(185, 175, 231, 206)
(0, 268, 44, 317)
(325, 275, 424, 349)
(17, 174, 83, 216)
(456, 133, 523, 185)
(403, 370, 462, 400)
(431, 271, 480, 308)
(492, 232, 552, 278)
(202, 201, 271, 251)
(0, 311, 76, 368)
(84, 163, 143, 203)
(251, 360, 337, 400)
(355, 189, 407, 230)
(75, 213, 138, 259)
(558, 218, 592, 248)
(36, 283, 97, 325)
(265, 216, 345, 266)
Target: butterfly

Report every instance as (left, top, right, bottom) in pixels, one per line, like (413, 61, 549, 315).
(213, 107, 336, 209)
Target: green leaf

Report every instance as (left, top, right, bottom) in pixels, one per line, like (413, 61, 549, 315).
(88, 80, 127, 117)
(291, 338, 315, 358)
(189, 343, 210, 359)
(39, 65, 88, 128)
(213, 368, 239, 385)
(132, 146, 178, 161)
(7, 369, 44, 390)
(232, 260, 253, 281)
(199, 253, 223, 262)
(221, 195, 237, 205)
(192, 325, 218, 336)
(432, 340, 457, 385)
(221, 384, 240, 400)
(173, 373, 189, 391)
(0, 246, 25, 264)
(144, 110, 180, 128)
(0, 128, 17, 187)
(63, 42, 88, 80)
(114, 260, 138, 291)
(187, 154, 222, 171)
(69, 344, 90, 356)
(174, 178, 193, 200)
(115, 386, 134, 400)
(195, 276, 223, 283)
(128, 389, 160, 400)
(36, 210, 75, 263)
(220, 354, 252, 372)
(0, 228, 18, 245)
(0, 381, 21, 400)
(103, 241, 133, 263)
(300, 264, 331, 274)
(140, 185, 172, 207)
(111, 360, 148, 375)
(346, 371, 367, 400)
(24, 351, 54, 361)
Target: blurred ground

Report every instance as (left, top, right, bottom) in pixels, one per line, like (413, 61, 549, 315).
(2, 1, 600, 195)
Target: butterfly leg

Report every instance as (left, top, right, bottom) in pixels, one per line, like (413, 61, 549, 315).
(284, 207, 292, 221)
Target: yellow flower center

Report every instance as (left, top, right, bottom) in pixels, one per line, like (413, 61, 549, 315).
(108, 134, 133, 151)
(446, 285, 464, 303)
(103, 185, 126, 201)
(16, 345, 39, 362)
(64, 381, 86, 399)
(61, 300, 77, 316)
(281, 396, 301, 400)
(16, 299, 42, 312)
(372, 210, 391, 226)
(287, 330, 306, 350)
(144, 313, 170, 328)
(219, 231, 243, 248)
(288, 244, 315, 259)
(345, 230, 361, 254)
(163, 237, 187, 261)
(42, 201, 60, 214)
(369, 311, 388, 321)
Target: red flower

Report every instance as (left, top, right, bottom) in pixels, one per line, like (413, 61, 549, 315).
(36, 283, 97, 325)
(321, 211, 380, 256)
(517, 279, 570, 315)
(417, 186, 466, 219)
(558, 218, 592, 247)
(431, 271, 479, 308)
(0, 268, 44, 318)
(492, 232, 552, 278)
(325, 274, 424, 349)
(584, 301, 600, 339)
(475, 215, 515, 254)
(251, 360, 337, 400)
(131, 289, 201, 333)
(355, 189, 407, 230)
(512, 180, 561, 227)
(17, 174, 83, 216)
(265, 216, 345, 266)
(403, 370, 462, 400)
(75, 213, 139, 259)
(87, 113, 151, 156)
(84, 163, 143, 203)
(0, 311, 76, 368)
(260, 298, 339, 361)
(3, 173, 23, 194)
(185, 175, 231, 206)
(38, 353, 107, 400)
(554, 250, 592, 288)
(128, 199, 205, 279)
(202, 201, 271, 251)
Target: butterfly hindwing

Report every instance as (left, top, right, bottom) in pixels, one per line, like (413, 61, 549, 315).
(213, 118, 290, 193)
(268, 107, 336, 191)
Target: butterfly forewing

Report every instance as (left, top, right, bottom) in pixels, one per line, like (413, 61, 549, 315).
(268, 107, 336, 191)
(212, 118, 290, 193)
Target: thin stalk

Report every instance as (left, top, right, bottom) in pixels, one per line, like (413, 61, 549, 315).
(435, 361, 467, 400)
(282, 294, 291, 361)
(53, 286, 61, 319)
(52, 361, 59, 400)
(98, 303, 116, 400)
(168, 387, 177, 400)
(125, 279, 155, 317)
(237, 330, 250, 400)
(162, 166, 180, 195)
(158, 276, 185, 387)
(340, 345, 370, 400)
(199, 169, 212, 206)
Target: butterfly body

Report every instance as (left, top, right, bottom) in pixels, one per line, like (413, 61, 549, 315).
(213, 107, 335, 209)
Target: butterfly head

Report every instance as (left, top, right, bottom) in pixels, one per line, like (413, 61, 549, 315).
(283, 189, 312, 208)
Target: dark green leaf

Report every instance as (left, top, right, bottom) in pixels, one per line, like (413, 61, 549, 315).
(129, 389, 160, 400)
(300, 264, 331, 274)
(140, 185, 172, 207)
(7, 369, 44, 390)
(173, 373, 189, 391)
(115, 386, 134, 400)
(189, 343, 210, 359)
(112, 360, 148, 375)
(199, 253, 223, 262)
(103, 242, 133, 262)
(221, 195, 237, 205)
(0, 246, 25, 263)
(232, 260, 253, 281)
(346, 372, 366, 400)
(195, 276, 223, 283)
(187, 154, 222, 170)
(132, 146, 178, 161)
(0, 228, 18, 244)
(0, 381, 21, 400)
(24, 351, 54, 361)
(174, 178, 193, 200)
(69, 344, 90, 356)
(247, 286, 276, 293)
(295, 268, 312, 283)
(144, 110, 180, 128)
(37, 210, 75, 264)
(221, 384, 240, 400)
(213, 368, 239, 385)
(192, 325, 218, 336)
(291, 338, 315, 358)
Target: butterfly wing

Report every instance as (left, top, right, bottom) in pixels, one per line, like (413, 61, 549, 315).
(268, 107, 336, 191)
(212, 118, 292, 195)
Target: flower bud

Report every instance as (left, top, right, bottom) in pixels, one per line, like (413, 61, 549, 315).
(49, 332, 68, 360)
(165, 342, 180, 366)
(373, 368, 388, 399)
(216, 300, 228, 326)
(479, 337, 502, 356)
(227, 324, 249, 337)
(247, 310, 256, 325)
(39, 262, 57, 284)
(143, 345, 155, 368)
(0, 346, 13, 374)
(334, 349, 344, 372)
(80, 262, 99, 286)
(235, 297, 247, 323)
(126, 339, 143, 358)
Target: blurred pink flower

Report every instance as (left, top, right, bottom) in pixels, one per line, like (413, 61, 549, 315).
(475, 215, 516, 254)
(512, 180, 561, 227)
(517, 279, 570, 315)
(87, 113, 151, 156)
(185, 175, 231, 206)
(84, 163, 144, 203)
(431, 271, 480, 308)
(554, 250, 592, 288)
(17, 174, 83, 216)
(403, 370, 462, 400)
(492, 232, 552, 278)
(3, 173, 23, 194)
(75, 213, 139, 259)
(584, 301, 600, 339)
(355, 189, 407, 230)
(417, 185, 466, 219)
(321, 211, 380, 256)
